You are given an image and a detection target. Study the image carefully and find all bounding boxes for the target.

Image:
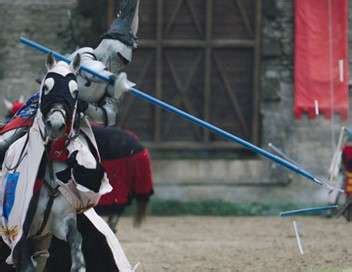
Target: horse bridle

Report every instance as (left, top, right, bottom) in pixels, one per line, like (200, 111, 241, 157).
(35, 154, 60, 237)
(40, 104, 67, 143)
(35, 105, 68, 236)
(45, 105, 67, 126)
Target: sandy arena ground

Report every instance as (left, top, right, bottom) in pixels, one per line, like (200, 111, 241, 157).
(115, 216, 352, 272)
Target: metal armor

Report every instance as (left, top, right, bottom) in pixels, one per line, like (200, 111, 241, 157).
(70, 47, 134, 126)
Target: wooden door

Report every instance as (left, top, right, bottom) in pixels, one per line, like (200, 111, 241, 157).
(108, 0, 262, 151)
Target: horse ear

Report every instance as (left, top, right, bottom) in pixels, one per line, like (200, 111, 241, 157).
(46, 52, 56, 70)
(3, 98, 12, 111)
(70, 53, 81, 74)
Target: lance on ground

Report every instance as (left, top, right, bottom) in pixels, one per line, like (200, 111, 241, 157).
(280, 205, 338, 217)
(20, 37, 335, 189)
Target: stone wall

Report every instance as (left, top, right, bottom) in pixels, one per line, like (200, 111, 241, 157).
(0, 0, 76, 116)
(0, 0, 351, 205)
(256, 0, 352, 203)
(154, 0, 352, 204)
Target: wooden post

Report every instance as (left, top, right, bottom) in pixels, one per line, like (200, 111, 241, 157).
(107, 0, 115, 26)
(203, 0, 213, 142)
(251, 0, 262, 145)
(154, 0, 163, 142)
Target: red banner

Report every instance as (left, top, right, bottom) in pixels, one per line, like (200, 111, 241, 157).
(294, 0, 349, 119)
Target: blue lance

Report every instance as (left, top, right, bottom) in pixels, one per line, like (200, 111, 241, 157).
(280, 205, 338, 217)
(20, 37, 332, 188)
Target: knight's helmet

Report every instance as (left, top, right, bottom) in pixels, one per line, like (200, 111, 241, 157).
(94, 0, 140, 66)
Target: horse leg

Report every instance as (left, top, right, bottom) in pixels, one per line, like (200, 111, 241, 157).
(30, 234, 52, 272)
(15, 239, 35, 272)
(0, 239, 13, 272)
(107, 215, 120, 231)
(66, 218, 85, 272)
(134, 200, 149, 227)
(15, 235, 51, 272)
(106, 206, 126, 231)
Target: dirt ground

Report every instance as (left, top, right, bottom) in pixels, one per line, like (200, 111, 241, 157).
(115, 216, 352, 272)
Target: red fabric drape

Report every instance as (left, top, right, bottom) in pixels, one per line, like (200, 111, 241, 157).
(99, 149, 154, 207)
(294, 0, 349, 119)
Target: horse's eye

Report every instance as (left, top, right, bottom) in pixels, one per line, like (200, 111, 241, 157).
(68, 80, 78, 97)
(43, 78, 55, 95)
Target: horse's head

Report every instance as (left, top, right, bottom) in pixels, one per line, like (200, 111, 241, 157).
(40, 53, 80, 140)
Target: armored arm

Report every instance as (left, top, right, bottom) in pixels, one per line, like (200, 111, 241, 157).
(71, 49, 132, 126)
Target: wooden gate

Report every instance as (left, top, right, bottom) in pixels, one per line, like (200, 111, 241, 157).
(108, 0, 262, 151)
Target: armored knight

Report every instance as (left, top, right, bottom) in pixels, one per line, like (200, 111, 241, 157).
(0, 1, 144, 270)
(0, 0, 140, 160)
(72, 0, 140, 126)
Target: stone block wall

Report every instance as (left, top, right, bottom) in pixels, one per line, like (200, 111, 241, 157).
(155, 0, 352, 204)
(0, 0, 351, 205)
(258, 0, 352, 204)
(0, 0, 76, 116)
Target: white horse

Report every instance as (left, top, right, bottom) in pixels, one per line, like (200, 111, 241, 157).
(2, 53, 107, 272)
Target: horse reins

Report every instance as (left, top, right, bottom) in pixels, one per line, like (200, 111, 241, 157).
(35, 106, 80, 237)
(4, 131, 30, 171)
(34, 150, 60, 237)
